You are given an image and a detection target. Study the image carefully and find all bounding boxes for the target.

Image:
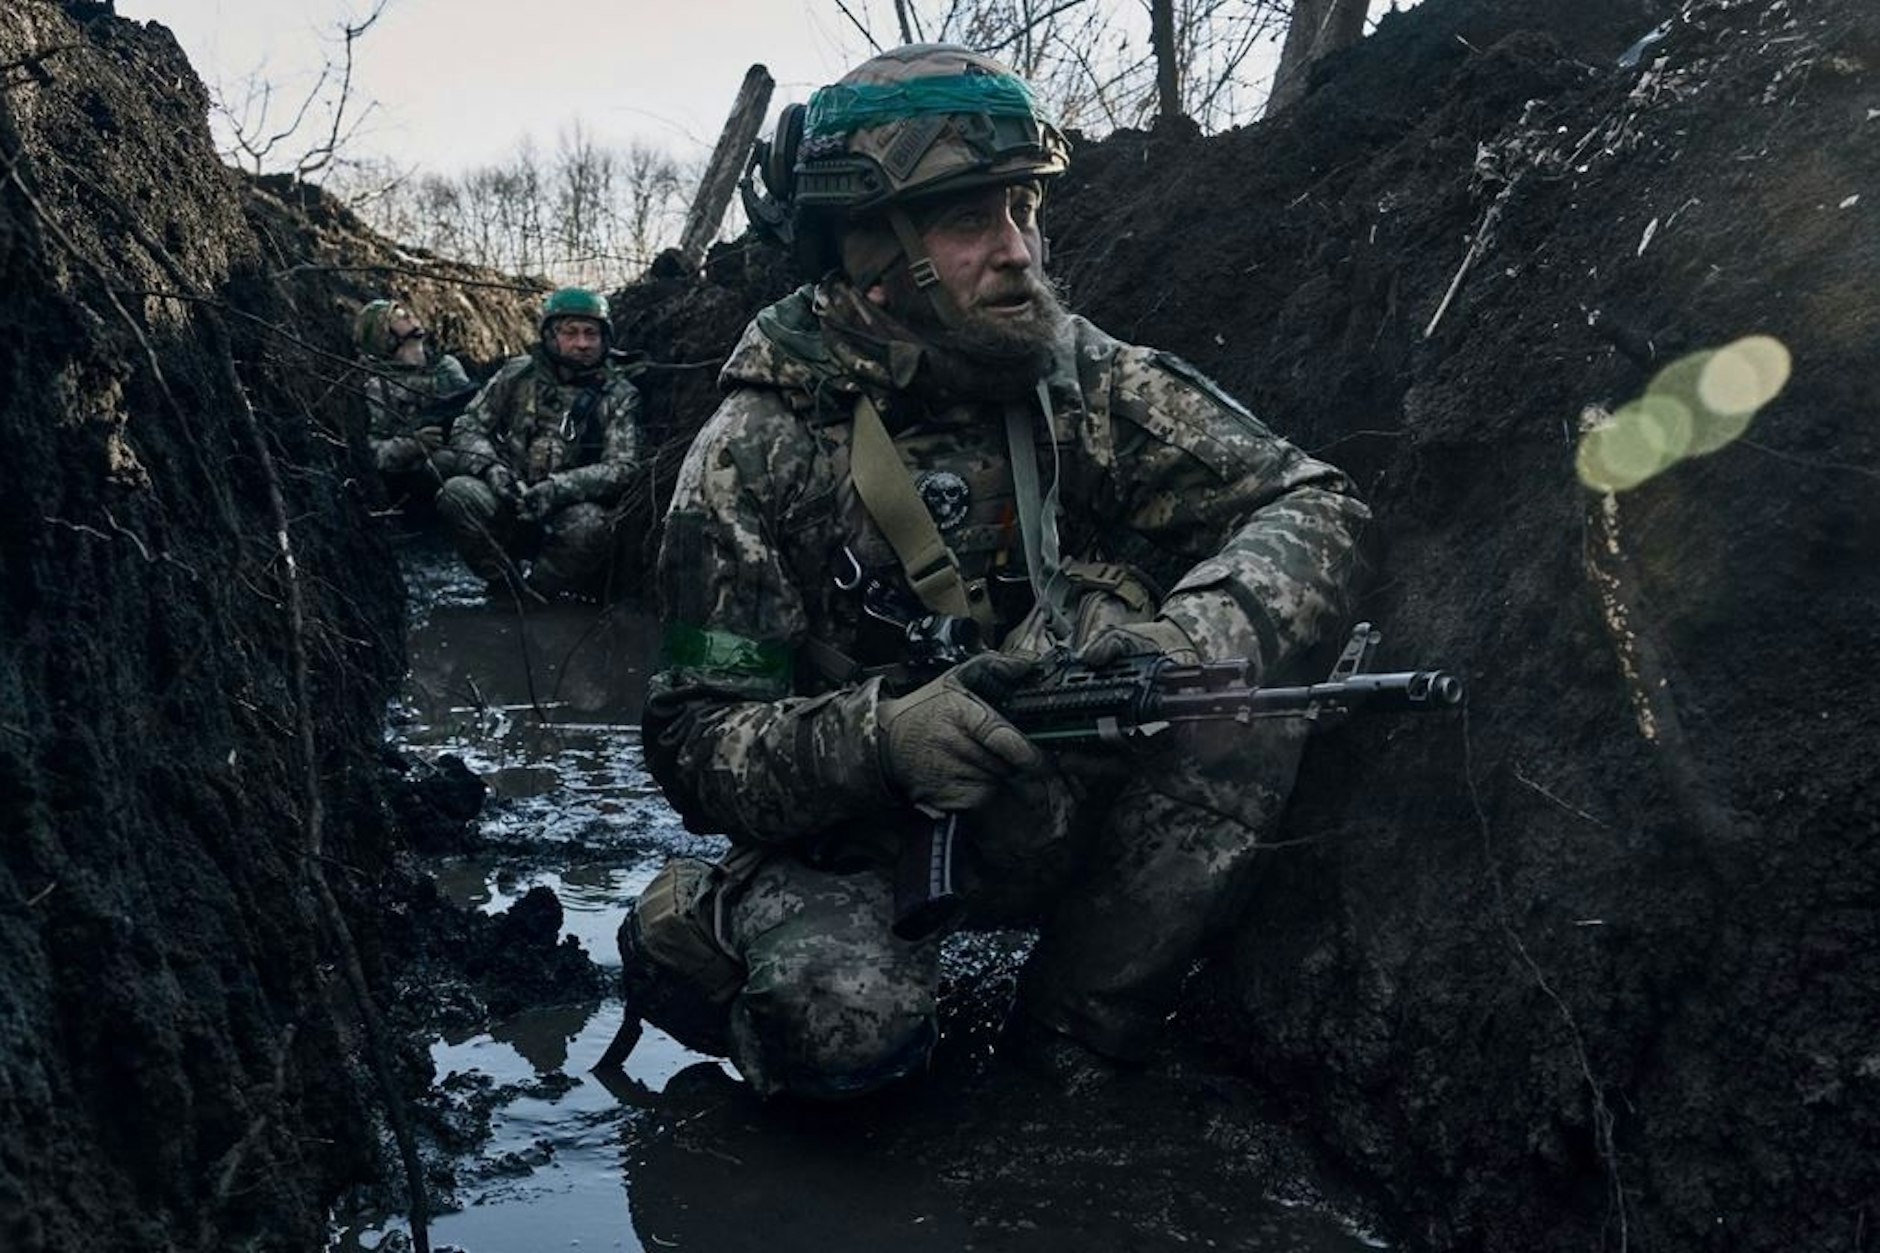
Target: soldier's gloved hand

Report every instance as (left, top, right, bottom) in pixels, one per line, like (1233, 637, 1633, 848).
(484, 464, 519, 502)
(877, 652, 1044, 813)
(415, 425, 445, 453)
(1076, 617, 1200, 669)
(517, 481, 557, 523)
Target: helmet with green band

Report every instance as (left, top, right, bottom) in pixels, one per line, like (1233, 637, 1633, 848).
(742, 44, 1070, 284)
(540, 286, 611, 340)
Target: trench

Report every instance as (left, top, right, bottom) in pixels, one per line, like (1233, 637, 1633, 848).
(331, 535, 1397, 1253)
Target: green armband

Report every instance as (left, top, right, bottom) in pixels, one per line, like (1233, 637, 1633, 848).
(660, 624, 794, 698)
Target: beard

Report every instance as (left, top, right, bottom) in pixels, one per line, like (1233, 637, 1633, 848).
(875, 265, 1071, 402)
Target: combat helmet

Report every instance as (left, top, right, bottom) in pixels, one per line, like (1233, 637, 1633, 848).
(540, 286, 611, 339)
(355, 298, 417, 359)
(741, 44, 1070, 314)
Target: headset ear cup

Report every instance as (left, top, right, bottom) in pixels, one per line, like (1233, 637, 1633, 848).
(765, 103, 806, 202)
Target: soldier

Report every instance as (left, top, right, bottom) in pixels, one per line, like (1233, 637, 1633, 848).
(354, 298, 474, 501)
(619, 44, 1371, 1099)
(437, 286, 643, 600)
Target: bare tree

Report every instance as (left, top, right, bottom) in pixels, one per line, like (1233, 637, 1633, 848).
(555, 122, 617, 280)
(822, 0, 1383, 132)
(1150, 0, 1180, 122)
(329, 126, 693, 287)
(214, 0, 390, 180)
(1267, 0, 1370, 114)
(623, 143, 685, 268)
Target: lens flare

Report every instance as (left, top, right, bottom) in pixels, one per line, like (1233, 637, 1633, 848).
(1699, 335, 1791, 416)
(1576, 336, 1789, 491)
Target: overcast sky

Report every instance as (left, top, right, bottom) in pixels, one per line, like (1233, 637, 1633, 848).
(119, 0, 870, 173)
(119, 2, 1409, 179)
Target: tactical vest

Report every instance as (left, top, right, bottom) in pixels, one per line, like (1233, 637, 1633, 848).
(796, 326, 1160, 686)
(511, 367, 619, 483)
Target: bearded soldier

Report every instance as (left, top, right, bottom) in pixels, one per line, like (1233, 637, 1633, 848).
(619, 45, 1370, 1098)
(355, 298, 474, 500)
(438, 286, 643, 600)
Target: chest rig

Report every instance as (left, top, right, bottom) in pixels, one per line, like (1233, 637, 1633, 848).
(517, 370, 609, 482)
(829, 378, 1082, 678)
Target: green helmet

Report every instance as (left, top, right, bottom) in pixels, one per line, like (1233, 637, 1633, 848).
(539, 286, 611, 341)
(743, 44, 1070, 281)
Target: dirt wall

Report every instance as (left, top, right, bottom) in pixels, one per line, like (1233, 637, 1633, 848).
(1039, 1, 1876, 1249)
(0, 3, 529, 1249)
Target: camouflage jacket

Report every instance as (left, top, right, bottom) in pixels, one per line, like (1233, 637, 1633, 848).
(450, 348, 642, 507)
(364, 353, 472, 473)
(645, 280, 1369, 845)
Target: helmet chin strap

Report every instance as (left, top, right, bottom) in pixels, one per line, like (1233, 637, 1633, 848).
(886, 206, 968, 330)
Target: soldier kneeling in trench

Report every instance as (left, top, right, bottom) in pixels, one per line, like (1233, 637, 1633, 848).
(615, 44, 1369, 1097)
(436, 286, 644, 601)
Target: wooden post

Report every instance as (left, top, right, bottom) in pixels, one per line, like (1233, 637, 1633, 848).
(676, 65, 776, 271)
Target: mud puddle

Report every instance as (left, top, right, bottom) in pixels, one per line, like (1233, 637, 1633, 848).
(333, 535, 1394, 1252)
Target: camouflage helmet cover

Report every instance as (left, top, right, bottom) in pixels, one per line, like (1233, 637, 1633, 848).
(354, 298, 410, 358)
(793, 44, 1070, 221)
(539, 286, 612, 340)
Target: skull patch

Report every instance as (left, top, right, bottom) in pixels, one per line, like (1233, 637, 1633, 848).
(916, 470, 971, 532)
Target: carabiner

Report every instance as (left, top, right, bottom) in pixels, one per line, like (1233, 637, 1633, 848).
(833, 545, 865, 591)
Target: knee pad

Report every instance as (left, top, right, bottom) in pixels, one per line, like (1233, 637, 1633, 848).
(730, 958, 938, 1100)
(618, 860, 745, 1056)
(435, 475, 495, 520)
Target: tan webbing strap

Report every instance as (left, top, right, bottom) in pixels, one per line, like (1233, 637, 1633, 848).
(1004, 382, 1074, 643)
(848, 395, 989, 628)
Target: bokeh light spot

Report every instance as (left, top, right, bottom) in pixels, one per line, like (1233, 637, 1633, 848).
(1633, 392, 1694, 459)
(1699, 335, 1791, 416)
(1577, 336, 1789, 492)
(1578, 409, 1669, 492)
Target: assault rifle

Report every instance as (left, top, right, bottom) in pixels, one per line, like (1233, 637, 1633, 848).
(890, 622, 1464, 940)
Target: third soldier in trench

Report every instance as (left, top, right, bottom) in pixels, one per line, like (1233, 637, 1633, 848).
(618, 44, 1371, 1098)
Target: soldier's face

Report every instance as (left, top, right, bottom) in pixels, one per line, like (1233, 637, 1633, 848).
(871, 182, 1048, 320)
(551, 318, 605, 367)
(388, 313, 426, 364)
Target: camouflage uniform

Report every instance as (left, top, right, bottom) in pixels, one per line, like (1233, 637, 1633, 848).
(634, 278, 1369, 1097)
(437, 348, 642, 597)
(363, 352, 473, 478)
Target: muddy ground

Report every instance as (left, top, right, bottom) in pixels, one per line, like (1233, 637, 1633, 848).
(2, 0, 1876, 1249)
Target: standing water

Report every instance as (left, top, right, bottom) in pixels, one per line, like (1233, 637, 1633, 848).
(334, 536, 1393, 1253)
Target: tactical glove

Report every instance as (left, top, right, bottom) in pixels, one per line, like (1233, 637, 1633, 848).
(415, 425, 445, 453)
(1075, 617, 1200, 669)
(517, 480, 558, 523)
(877, 652, 1043, 813)
(484, 464, 519, 502)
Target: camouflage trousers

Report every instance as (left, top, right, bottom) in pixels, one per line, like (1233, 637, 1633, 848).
(435, 475, 618, 597)
(623, 717, 1308, 1099)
